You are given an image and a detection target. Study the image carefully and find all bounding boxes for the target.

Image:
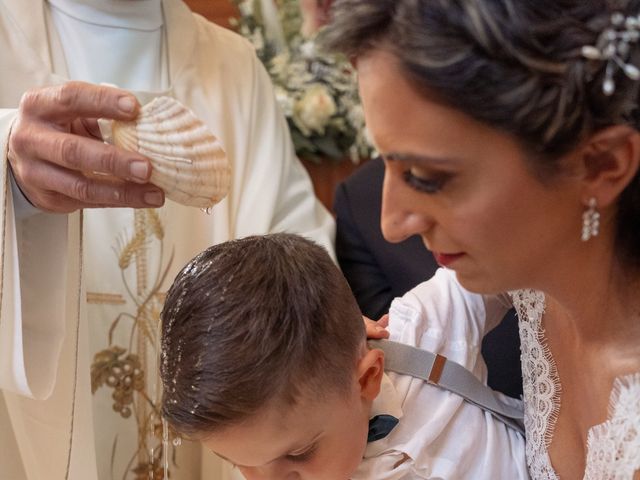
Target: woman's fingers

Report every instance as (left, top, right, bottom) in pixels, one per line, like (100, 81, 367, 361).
(363, 315, 390, 339)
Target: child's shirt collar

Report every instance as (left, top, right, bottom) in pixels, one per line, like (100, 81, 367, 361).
(366, 373, 404, 444)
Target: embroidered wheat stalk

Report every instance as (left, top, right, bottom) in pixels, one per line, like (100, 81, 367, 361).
(118, 230, 147, 270)
(146, 209, 164, 240)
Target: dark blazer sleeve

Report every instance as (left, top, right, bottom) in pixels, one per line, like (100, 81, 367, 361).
(334, 158, 437, 319)
(334, 181, 395, 319)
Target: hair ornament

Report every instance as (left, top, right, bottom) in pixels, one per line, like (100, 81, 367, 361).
(582, 12, 640, 96)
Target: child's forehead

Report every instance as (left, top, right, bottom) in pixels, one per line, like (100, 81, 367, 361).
(204, 413, 323, 468)
(203, 390, 352, 465)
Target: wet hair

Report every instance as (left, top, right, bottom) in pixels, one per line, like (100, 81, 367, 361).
(322, 0, 640, 267)
(160, 234, 364, 437)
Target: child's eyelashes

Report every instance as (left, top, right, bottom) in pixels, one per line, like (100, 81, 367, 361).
(227, 442, 318, 470)
(286, 444, 317, 463)
(402, 168, 452, 194)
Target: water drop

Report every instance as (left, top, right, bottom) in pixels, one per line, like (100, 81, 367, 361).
(162, 417, 170, 480)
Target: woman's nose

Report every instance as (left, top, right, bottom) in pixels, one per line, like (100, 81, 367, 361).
(381, 167, 433, 243)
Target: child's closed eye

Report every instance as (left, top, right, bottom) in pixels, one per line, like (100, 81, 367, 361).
(286, 444, 318, 463)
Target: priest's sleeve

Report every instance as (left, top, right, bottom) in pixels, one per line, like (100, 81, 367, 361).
(232, 53, 336, 260)
(0, 108, 71, 401)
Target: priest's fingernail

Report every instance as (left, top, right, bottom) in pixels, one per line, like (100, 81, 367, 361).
(118, 96, 137, 113)
(130, 161, 149, 181)
(144, 190, 164, 206)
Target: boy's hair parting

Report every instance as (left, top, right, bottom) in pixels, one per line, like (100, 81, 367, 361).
(160, 233, 364, 437)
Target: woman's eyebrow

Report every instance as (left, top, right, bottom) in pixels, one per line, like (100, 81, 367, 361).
(382, 152, 460, 166)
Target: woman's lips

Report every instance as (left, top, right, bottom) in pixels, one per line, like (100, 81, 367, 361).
(433, 252, 465, 267)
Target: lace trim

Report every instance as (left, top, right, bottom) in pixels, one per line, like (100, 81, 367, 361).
(510, 289, 561, 480)
(584, 373, 640, 479)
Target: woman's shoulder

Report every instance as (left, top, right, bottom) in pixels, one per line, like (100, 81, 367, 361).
(387, 269, 491, 364)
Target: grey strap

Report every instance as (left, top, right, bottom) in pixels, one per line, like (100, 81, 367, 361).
(369, 339, 525, 435)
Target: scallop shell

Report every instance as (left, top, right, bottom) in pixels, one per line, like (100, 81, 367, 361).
(98, 96, 231, 209)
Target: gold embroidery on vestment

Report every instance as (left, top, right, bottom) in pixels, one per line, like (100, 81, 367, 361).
(86, 292, 126, 305)
(90, 208, 176, 479)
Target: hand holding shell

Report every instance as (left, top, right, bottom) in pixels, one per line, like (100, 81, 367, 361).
(98, 96, 231, 209)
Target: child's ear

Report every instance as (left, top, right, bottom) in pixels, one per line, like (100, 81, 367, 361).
(356, 348, 384, 402)
(576, 125, 640, 207)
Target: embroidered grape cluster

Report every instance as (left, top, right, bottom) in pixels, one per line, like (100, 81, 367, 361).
(91, 346, 145, 419)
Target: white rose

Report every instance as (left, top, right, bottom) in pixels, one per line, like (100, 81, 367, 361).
(274, 86, 295, 117)
(299, 40, 317, 60)
(294, 84, 337, 135)
(347, 104, 365, 129)
(270, 53, 291, 79)
(238, 0, 253, 17)
(250, 30, 265, 52)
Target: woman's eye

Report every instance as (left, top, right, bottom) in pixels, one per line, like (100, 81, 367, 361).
(402, 168, 451, 194)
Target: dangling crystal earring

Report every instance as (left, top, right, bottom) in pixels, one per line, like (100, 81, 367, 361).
(581, 197, 600, 242)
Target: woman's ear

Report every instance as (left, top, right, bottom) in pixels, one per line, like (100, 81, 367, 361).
(578, 125, 640, 207)
(356, 348, 384, 401)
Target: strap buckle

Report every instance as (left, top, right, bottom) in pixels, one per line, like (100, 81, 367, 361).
(427, 353, 447, 384)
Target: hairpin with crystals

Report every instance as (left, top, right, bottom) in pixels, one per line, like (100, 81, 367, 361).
(582, 12, 640, 96)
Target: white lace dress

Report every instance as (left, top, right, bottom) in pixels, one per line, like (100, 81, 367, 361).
(511, 290, 640, 479)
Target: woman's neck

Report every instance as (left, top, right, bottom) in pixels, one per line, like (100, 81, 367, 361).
(542, 235, 640, 351)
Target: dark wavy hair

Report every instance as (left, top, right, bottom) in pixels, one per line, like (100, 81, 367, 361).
(160, 234, 364, 437)
(322, 0, 640, 267)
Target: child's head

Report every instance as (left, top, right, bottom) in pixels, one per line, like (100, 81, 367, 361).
(160, 233, 384, 479)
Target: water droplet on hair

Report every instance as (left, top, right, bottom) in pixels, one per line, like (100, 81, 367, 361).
(603, 77, 615, 95)
(612, 12, 625, 26)
(582, 45, 602, 60)
(624, 63, 640, 79)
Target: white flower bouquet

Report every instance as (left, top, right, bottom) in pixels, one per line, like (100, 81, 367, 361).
(231, 0, 373, 163)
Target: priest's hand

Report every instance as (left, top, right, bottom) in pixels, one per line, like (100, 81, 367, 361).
(7, 81, 165, 213)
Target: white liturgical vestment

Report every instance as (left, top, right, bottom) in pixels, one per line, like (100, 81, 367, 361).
(0, 0, 335, 479)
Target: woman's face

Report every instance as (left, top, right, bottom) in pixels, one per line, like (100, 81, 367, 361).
(357, 50, 584, 294)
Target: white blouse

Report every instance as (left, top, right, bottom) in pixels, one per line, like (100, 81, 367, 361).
(353, 269, 528, 480)
(511, 290, 640, 479)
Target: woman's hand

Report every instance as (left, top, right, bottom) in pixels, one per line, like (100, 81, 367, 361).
(364, 314, 390, 339)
